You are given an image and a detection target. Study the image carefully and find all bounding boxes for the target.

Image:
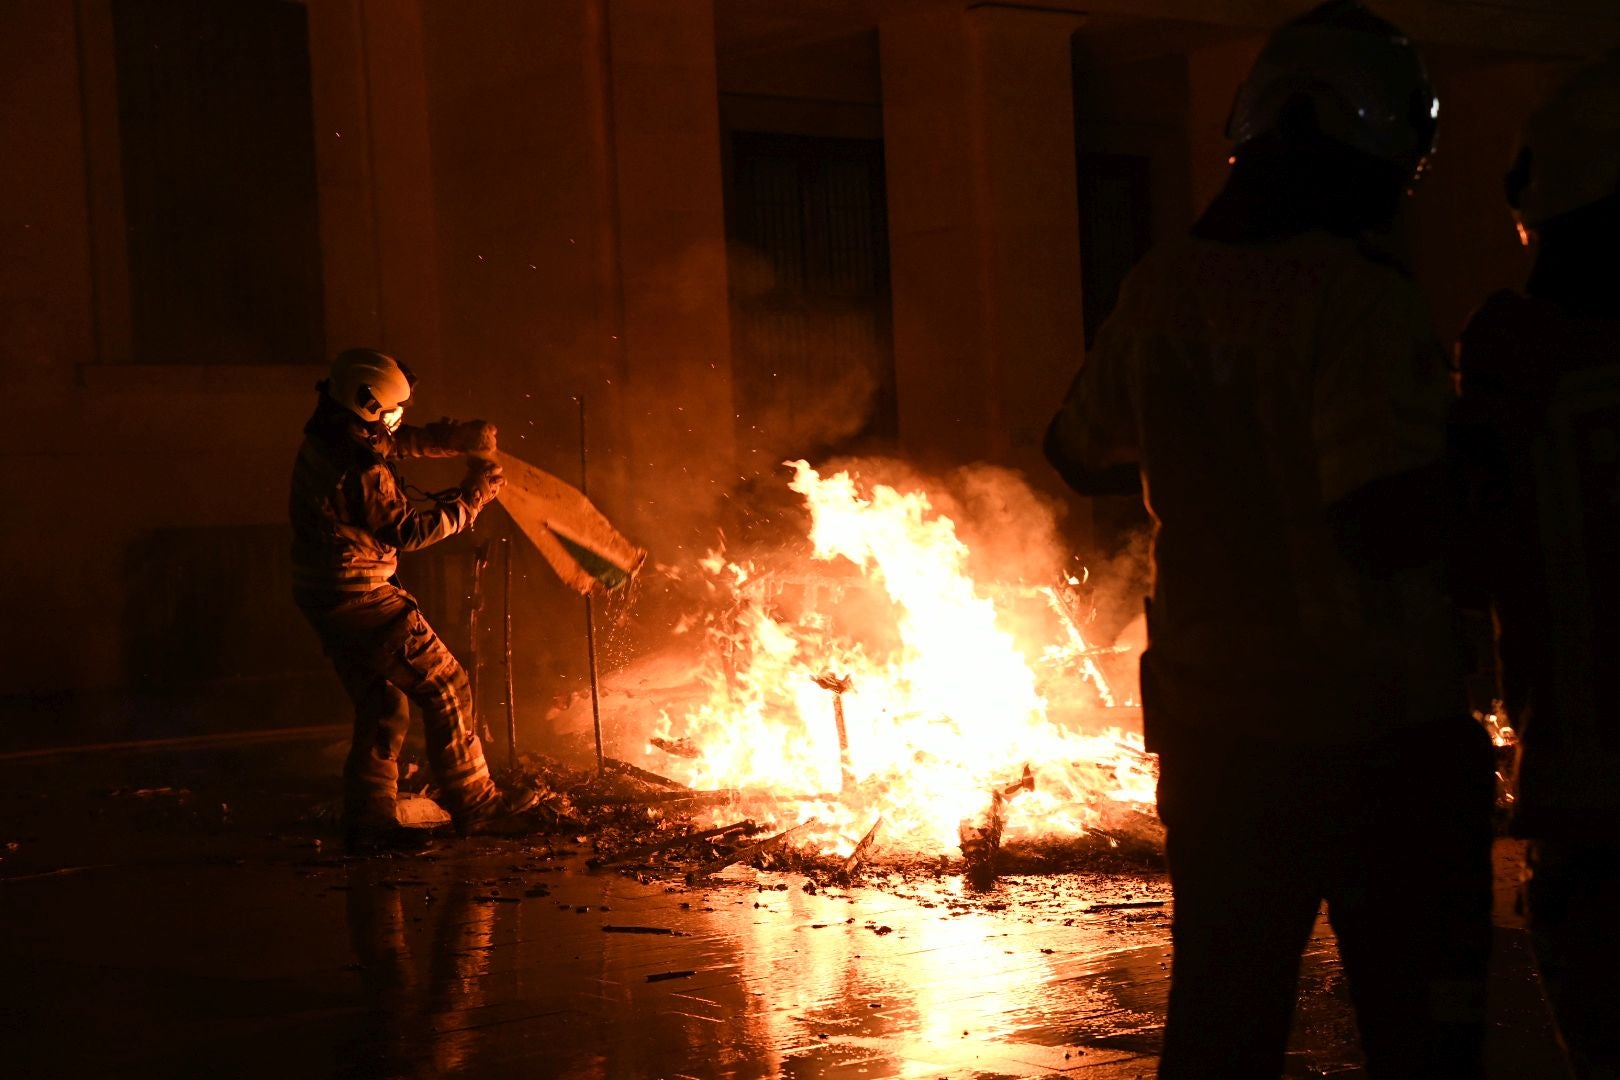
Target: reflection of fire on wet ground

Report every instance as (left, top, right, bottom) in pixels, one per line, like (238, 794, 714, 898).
(533, 460, 1163, 888)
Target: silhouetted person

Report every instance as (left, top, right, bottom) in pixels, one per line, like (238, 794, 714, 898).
(1452, 51, 1620, 1079)
(292, 348, 536, 854)
(1047, 3, 1494, 1075)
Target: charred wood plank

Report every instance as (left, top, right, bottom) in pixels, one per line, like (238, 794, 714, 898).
(646, 969, 695, 982)
(1084, 899, 1166, 912)
(594, 820, 757, 868)
(575, 789, 740, 808)
(686, 818, 818, 883)
(602, 757, 690, 791)
(840, 817, 882, 881)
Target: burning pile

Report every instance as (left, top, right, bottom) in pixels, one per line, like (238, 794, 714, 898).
(619, 460, 1158, 873)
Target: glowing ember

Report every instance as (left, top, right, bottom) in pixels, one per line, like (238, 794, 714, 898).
(648, 461, 1156, 859)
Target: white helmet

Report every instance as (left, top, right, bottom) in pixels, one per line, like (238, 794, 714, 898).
(1506, 50, 1620, 241)
(1227, 0, 1439, 179)
(327, 348, 415, 432)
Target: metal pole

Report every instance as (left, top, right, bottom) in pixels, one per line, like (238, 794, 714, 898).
(813, 673, 854, 792)
(469, 541, 492, 746)
(580, 395, 605, 775)
(504, 536, 518, 770)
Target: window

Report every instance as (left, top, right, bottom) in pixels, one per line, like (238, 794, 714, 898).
(111, 0, 324, 364)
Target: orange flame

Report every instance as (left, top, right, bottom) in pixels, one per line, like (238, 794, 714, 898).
(648, 461, 1155, 858)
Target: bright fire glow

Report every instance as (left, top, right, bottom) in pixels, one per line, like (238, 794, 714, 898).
(647, 461, 1156, 859)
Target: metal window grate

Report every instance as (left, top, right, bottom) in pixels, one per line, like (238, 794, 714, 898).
(727, 133, 898, 454)
(111, 0, 325, 364)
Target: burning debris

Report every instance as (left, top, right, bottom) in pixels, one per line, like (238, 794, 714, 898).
(687, 819, 820, 883)
(432, 742, 1162, 890)
(648, 737, 700, 760)
(594, 820, 758, 869)
(958, 766, 1037, 889)
(532, 459, 1161, 885)
(634, 462, 1156, 863)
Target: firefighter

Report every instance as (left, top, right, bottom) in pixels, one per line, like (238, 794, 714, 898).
(1452, 51, 1620, 1078)
(1047, 2, 1494, 1075)
(291, 348, 537, 854)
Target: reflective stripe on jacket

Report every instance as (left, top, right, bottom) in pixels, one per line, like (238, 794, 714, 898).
(1454, 291, 1620, 836)
(290, 404, 470, 605)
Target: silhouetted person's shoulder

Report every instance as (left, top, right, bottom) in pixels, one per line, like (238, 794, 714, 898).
(1459, 288, 1620, 409)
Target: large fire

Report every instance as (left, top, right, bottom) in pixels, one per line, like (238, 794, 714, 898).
(634, 460, 1156, 863)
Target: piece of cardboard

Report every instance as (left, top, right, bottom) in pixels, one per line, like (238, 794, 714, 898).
(493, 450, 646, 595)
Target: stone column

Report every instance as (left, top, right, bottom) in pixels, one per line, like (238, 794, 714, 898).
(605, 0, 737, 540)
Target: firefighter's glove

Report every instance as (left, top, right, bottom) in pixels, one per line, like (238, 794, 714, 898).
(419, 418, 497, 454)
(430, 417, 498, 453)
(452, 420, 497, 454)
(460, 458, 505, 518)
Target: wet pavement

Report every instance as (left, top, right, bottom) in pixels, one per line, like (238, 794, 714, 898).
(0, 733, 1568, 1078)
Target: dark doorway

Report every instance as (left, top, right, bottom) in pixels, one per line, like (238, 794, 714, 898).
(726, 133, 897, 463)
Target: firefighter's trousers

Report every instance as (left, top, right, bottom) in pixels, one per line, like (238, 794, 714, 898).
(1154, 715, 1496, 1079)
(301, 582, 498, 827)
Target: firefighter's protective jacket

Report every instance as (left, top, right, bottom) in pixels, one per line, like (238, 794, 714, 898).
(290, 401, 475, 605)
(1048, 232, 1465, 746)
(1455, 291, 1620, 838)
